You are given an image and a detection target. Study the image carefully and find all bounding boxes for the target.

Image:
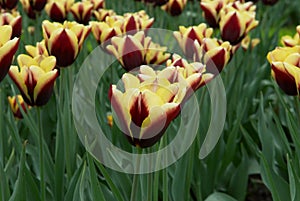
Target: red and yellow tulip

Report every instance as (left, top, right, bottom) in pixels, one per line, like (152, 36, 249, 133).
(267, 46, 300, 96)
(42, 20, 91, 67)
(90, 20, 122, 45)
(200, 0, 224, 28)
(0, 0, 18, 10)
(281, 25, 300, 47)
(70, 1, 94, 25)
(93, 9, 116, 22)
(83, 0, 105, 10)
(161, 0, 187, 16)
(0, 11, 22, 38)
(25, 40, 49, 59)
(0, 25, 19, 82)
(8, 95, 31, 119)
(45, 0, 74, 22)
(9, 54, 59, 106)
(109, 72, 185, 147)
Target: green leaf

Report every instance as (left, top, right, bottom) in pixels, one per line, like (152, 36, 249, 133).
(204, 192, 238, 201)
(287, 155, 300, 201)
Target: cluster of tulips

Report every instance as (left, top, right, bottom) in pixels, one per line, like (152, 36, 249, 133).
(267, 25, 300, 96)
(0, 0, 260, 148)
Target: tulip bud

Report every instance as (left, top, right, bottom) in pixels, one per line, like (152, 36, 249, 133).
(45, 0, 74, 22)
(200, 0, 224, 28)
(8, 95, 31, 119)
(173, 23, 213, 59)
(267, 46, 300, 96)
(0, 11, 22, 38)
(42, 20, 91, 67)
(281, 26, 300, 47)
(122, 11, 154, 34)
(0, 25, 20, 82)
(90, 21, 122, 45)
(70, 1, 93, 25)
(109, 73, 185, 147)
(9, 55, 59, 106)
(161, 0, 187, 16)
(20, 0, 37, 19)
(0, 0, 18, 10)
(93, 9, 116, 22)
(83, 0, 105, 10)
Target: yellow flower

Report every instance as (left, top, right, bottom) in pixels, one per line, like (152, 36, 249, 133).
(8, 95, 31, 119)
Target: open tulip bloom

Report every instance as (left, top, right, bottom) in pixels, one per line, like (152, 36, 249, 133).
(9, 54, 59, 106)
(0, 25, 19, 82)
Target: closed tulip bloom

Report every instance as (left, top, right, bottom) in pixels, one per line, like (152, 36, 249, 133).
(0, 25, 20, 82)
(45, 0, 74, 22)
(9, 55, 59, 106)
(83, 0, 105, 10)
(42, 20, 91, 67)
(8, 95, 31, 119)
(122, 11, 154, 34)
(109, 73, 185, 147)
(0, 0, 18, 9)
(220, 2, 258, 45)
(173, 23, 213, 59)
(20, 0, 38, 19)
(161, 0, 187, 16)
(106, 31, 151, 71)
(200, 0, 224, 28)
(267, 46, 300, 96)
(70, 2, 93, 25)
(0, 11, 22, 38)
(93, 9, 116, 22)
(281, 26, 300, 47)
(90, 21, 122, 45)
(194, 38, 231, 74)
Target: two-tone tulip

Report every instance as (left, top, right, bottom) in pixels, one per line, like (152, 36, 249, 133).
(106, 31, 151, 71)
(0, 11, 22, 38)
(8, 95, 31, 119)
(193, 38, 231, 74)
(70, 1, 93, 25)
(0, 25, 19, 82)
(45, 0, 74, 22)
(29, 0, 48, 11)
(161, 0, 187, 16)
(42, 20, 91, 67)
(267, 46, 300, 96)
(241, 35, 260, 51)
(281, 26, 300, 47)
(25, 40, 49, 61)
(0, 0, 18, 10)
(173, 23, 213, 59)
(219, 2, 258, 45)
(20, 0, 38, 19)
(9, 55, 59, 106)
(122, 11, 154, 34)
(83, 0, 105, 10)
(200, 0, 224, 28)
(109, 73, 185, 147)
(90, 21, 122, 45)
(145, 42, 171, 65)
(93, 9, 116, 22)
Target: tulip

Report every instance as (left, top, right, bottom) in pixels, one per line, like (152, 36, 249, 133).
(173, 23, 213, 59)
(106, 31, 151, 71)
(83, 0, 105, 10)
(241, 35, 260, 51)
(200, 0, 224, 28)
(42, 20, 91, 67)
(70, 1, 93, 25)
(0, 11, 22, 38)
(193, 38, 231, 74)
(145, 42, 171, 65)
(8, 95, 31, 119)
(45, 0, 74, 22)
(219, 2, 258, 45)
(9, 54, 59, 106)
(90, 21, 122, 45)
(93, 9, 116, 22)
(25, 40, 49, 60)
(0, 0, 18, 9)
(29, 0, 48, 11)
(109, 73, 185, 147)
(0, 25, 19, 82)
(20, 0, 38, 19)
(281, 26, 300, 47)
(161, 0, 187, 16)
(267, 46, 300, 96)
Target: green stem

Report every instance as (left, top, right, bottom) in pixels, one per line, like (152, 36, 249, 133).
(162, 138, 168, 201)
(38, 108, 45, 201)
(130, 148, 142, 201)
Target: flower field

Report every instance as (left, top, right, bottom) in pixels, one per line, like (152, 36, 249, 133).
(0, 0, 300, 200)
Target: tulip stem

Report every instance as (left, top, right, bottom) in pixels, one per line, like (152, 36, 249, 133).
(130, 148, 142, 201)
(38, 108, 46, 201)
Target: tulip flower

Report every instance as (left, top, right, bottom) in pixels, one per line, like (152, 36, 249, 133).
(9, 54, 59, 106)
(42, 20, 91, 67)
(109, 73, 186, 147)
(90, 21, 122, 45)
(241, 35, 260, 51)
(121, 11, 154, 34)
(0, 0, 18, 9)
(106, 31, 151, 71)
(281, 26, 300, 47)
(267, 46, 300, 96)
(219, 1, 258, 45)
(25, 40, 49, 60)
(83, 0, 105, 10)
(20, 0, 38, 19)
(8, 95, 31, 119)
(193, 38, 231, 74)
(93, 9, 116, 22)
(0, 25, 20, 82)
(45, 0, 74, 22)
(0, 11, 22, 38)
(161, 0, 187, 16)
(29, 0, 48, 11)
(173, 23, 213, 59)
(70, 1, 93, 25)
(200, 0, 224, 28)
(145, 42, 171, 65)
